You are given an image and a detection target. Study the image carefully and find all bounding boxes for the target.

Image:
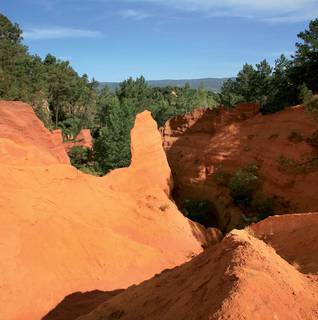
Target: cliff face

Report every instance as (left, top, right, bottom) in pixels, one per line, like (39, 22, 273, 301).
(162, 105, 318, 231)
(0, 101, 70, 165)
(0, 102, 210, 320)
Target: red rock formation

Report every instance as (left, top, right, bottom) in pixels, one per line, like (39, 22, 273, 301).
(0, 101, 70, 165)
(162, 106, 318, 230)
(0, 102, 212, 320)
(251, 213, 318, 274)
(70, 213, 318, 320)
(52, 129, 64, 146)
(64, 129, 93, 153)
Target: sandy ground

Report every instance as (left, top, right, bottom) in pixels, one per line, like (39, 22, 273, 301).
(75, 218, 318, 320)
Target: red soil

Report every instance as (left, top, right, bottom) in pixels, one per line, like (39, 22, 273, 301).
(64, 129, 93, 152)
(162, 105, 318, 230)
(0, 101, 70, 165)
(0, 101, 213, 320)
(251, 213, 318, 274)
(72, 214, 318, 320)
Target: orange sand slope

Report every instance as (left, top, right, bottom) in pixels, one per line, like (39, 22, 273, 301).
(0, 101, 70, 165)
(0, 101, 209, 320)
(76, 214, 318, 320)
(251, 213, 318, 274)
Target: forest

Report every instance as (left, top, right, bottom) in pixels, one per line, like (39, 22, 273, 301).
(1, 13, 317, 175)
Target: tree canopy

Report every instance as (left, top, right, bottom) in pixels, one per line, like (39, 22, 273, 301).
(1, 13, 318, 175)
(219, 18, 318, 114)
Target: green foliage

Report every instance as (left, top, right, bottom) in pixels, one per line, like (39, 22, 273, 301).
(149, 84, 218, 126)
(94, 78, 218, 174)
(218, 79, 243, 107)
(229, 165, 260, 207)
(220, 60, 272, 109)
(68, 146, 101, 176)
(59, 118, 82, 140)
(215, 164, 274, 223)
(220, 18, 318, 114)
(3, 13, 318, 178)
(304, 94, 318, 122)
(0, 13, 23, 43)
(292, 18, 318, 93)
(251, 192, 275, 219)
(69, 146, 91, 168)
(299, 83, 313, 104)
(261, 55, 295, 114)
(182, 199, 218, 228)
(43, 55, 97, 128)
(94, 103, 134, 172)
(0, 14, 97, 130)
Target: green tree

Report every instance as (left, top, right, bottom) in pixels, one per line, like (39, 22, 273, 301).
(292, 18, 318, 92)
(43, 54, 97, 131)
(116, 76, 152, 114)
(254, 59, 272, 106)
(220, 60, 273, 109)
(94, 102, 134, 173)
(219, 79, 243, 107)
(0, 14, 29, 99)
(97, 86, 120, 126)
(0, 14, 22, 43)
(261, 55, 294, 114)
(235, 63, 258, 102)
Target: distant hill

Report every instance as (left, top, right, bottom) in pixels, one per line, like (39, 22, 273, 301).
(99, 78, 232, 92)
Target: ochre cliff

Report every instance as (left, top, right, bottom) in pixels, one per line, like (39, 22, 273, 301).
(0, 101, 70, 165)
(162, 105, 318, 231)
(0, 101, 210, 320)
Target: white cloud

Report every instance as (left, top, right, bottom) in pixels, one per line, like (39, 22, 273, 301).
(129, 0, 318, 22)
(119, 9, 152, 19)
(23, 27, 102, 40)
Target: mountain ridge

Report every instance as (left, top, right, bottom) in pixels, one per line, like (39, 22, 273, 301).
(99, 77, 232, 92)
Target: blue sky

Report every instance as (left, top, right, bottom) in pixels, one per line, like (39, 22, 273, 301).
(1, 0, 318, 81)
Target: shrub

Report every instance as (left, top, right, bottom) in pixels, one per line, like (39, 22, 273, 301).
(182, 199, 218, 228)
(299, 83, 313, 105)
(288, 130, 303, 143)
(242, 214, 260, 226)
(229, 165, 260, 207)
(251, 192, 275, 219)
(59, 118, 82, 140)
(305, 94, 318, 122)
(214, 164, 275, 224)
(68, 146, 102, 175)
(68, 146, 90, 168)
